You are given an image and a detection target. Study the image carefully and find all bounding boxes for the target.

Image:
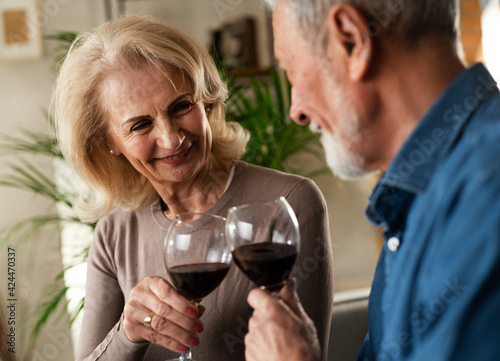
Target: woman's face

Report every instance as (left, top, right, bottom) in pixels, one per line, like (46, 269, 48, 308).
(102, 65, 212, 188)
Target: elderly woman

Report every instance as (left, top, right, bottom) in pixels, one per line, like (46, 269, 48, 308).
(52, 15, 333, 361)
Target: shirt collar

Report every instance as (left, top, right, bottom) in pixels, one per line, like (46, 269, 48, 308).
(366, 63, 498, 227)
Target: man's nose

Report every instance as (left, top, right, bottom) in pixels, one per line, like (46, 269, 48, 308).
(289, 89, 310, 125)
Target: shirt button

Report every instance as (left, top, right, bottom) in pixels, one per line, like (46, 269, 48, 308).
(387, 237, 400, 252)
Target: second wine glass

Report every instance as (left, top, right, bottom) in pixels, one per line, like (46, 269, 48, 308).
(226, 197, 300, 292)
(164, 212, 232, 361)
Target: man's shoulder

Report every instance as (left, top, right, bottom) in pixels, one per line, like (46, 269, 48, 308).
(423, 110, 500, 217)
(451, 106, 500, 183)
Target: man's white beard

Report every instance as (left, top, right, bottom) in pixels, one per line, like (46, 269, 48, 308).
(311, 87, 372, 180)
(320, 130, 370, 180)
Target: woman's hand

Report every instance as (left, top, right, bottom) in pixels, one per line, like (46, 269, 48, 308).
(245, 279, 321, 361)
(122, 276, 204, 353)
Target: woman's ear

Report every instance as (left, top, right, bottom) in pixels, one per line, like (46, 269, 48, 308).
(325, 4, 373, 81)
(107, 142, 121, 156)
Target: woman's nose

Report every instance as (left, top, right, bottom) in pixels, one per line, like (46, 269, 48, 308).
(156, 122, 185, 150)
(289, 88, 310, 125)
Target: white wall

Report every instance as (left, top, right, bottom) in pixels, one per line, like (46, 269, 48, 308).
(0, 1, 105, 359)
(0, 0, 376, 358)
(482, 0, 500, 82)
(124, 0, 273, 67)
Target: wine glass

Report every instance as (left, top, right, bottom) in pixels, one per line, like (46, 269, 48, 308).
(164, 213, 232, 361)
(226, 197, 300, 293)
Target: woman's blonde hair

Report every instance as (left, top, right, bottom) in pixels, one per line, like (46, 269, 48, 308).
(52, 15, 249, 223)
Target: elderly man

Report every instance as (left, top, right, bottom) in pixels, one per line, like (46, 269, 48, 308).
(245, 0, 500, 360)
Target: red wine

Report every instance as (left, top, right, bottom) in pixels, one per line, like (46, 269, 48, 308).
(169, 262, 230, 301)
(233, 243, 297, 291)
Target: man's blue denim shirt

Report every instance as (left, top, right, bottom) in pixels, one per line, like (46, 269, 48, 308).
(358, 63, 500, 361)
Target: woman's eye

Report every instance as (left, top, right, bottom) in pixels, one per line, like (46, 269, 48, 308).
(130, 120, 152, 132)
(172, 101, 193, 116)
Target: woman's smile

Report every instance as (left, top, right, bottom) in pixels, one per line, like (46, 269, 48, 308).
(156, 146, 192, 165)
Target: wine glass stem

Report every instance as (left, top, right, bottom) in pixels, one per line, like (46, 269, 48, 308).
(179, 347, 192, 361)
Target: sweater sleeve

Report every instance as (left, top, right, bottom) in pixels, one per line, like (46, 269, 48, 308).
(286, 178, 335, 361)
(76, 218, 149, 361)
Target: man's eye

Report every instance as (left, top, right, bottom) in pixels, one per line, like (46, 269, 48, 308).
(130, 120, 152, 132)
(172, 101, 193, 116)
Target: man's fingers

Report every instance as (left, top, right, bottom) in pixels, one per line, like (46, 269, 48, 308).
(277, 279, 308, 319)
(245, 278, 321, 361)
(248, 286, 300, 330)
(247, 288, 278, 315)
(248, 279, 304, 321)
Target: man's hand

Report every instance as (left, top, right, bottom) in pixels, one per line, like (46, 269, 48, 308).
(245, 279, 320, 361)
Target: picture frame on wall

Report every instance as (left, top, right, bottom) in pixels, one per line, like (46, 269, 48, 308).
(0, 0, 42, 62)
(211, 17, 258, 70)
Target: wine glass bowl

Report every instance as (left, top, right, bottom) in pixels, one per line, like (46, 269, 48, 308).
(164, 212, 231, 361)
(226, 197, 300, 292)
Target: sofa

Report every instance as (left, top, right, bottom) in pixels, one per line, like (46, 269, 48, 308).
(327, 288, 370, 361)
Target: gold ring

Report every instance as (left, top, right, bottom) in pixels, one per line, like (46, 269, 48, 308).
(143, 311, 155, 328)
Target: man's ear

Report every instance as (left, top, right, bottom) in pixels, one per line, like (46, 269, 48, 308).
(325, 4, 373, 81)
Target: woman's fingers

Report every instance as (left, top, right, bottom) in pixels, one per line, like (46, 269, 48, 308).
(122, 276, 203, 352)
(147, 276, 200, 316)
(141, 276, 203, 331)
(141, 313, 201, 352)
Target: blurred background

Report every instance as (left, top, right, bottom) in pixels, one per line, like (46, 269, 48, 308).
(0, 0, 498, 359)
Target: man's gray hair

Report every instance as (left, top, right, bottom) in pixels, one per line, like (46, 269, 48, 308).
(265, 0, 459, 52)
